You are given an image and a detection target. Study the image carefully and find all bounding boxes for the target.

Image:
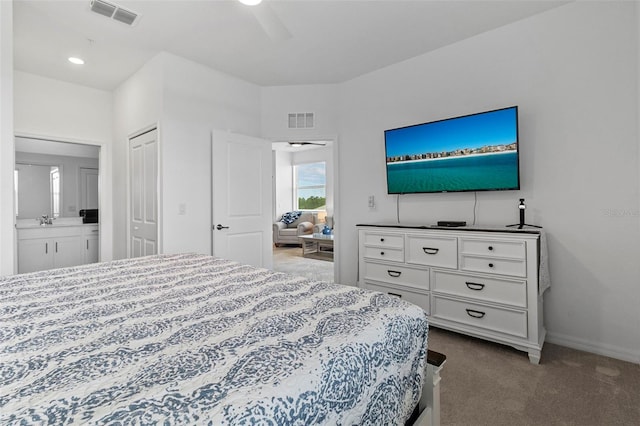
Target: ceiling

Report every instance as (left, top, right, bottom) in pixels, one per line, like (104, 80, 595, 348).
(13, 0, 569, 91)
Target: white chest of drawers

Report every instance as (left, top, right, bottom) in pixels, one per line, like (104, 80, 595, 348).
(357, 224, 547, 364)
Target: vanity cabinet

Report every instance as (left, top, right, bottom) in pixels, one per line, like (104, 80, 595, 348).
(17, 225, 99, 273)
(358, 224, 548, 364)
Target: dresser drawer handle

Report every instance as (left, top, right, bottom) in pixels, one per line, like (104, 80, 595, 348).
(387, 270, 402, 278)
(423, 247, 439, 255)
(465, 282, 485, 291)
(488, 246, 494, 251)
(380, 251, 385, 256)
(380, 238, 385, 242)
(466, 309, 486, 319)
(387, 292, 402, 298)
(488, 263, 494, 268)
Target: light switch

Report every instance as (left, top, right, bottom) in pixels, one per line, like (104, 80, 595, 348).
(368, 195, 375, 208)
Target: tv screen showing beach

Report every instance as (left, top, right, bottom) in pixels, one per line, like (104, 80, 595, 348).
(384, 106, 519, 194)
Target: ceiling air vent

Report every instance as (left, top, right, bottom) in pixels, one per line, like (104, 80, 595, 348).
(288, 113, 314, 129)
(90, 0, 140, 26)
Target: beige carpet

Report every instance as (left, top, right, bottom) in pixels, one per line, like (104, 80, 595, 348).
(272, 245, 334, 283)
(428, 327, 640, 426)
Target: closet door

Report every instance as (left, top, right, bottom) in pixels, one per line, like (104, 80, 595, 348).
(129, 129, 158, 258)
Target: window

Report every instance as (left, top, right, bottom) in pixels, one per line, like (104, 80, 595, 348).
(50, 167, 60, 218)
(294, 162, 326, 210)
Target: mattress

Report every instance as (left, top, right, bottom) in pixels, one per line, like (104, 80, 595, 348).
(0, 253, 429, 424)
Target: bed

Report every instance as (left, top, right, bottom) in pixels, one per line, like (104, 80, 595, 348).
(0, 253, 443, 425)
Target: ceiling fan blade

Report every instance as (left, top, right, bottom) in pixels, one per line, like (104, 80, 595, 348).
(250, 2, 292, 42)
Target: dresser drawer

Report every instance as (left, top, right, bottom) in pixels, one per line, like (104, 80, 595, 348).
(460, 238, 526, 259)
(460, 255, 526, 277)
(432, 270, 526, 308)
(406, 235, 457, 269)
(363, 261, 429, 291)
(432, 295, 527, 338)
(362, 246, 404, 262)
(362, 232, 404, 249)
(363, 282, 430, 314)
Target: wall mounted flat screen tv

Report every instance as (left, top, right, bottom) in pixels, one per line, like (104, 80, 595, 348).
(385, 106, 520, 194)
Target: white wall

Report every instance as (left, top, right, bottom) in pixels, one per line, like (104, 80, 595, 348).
(14, 72, 113, 142)
(160, 53, 262, 256)
(261, 84, 339, 140)
(11, 71, 114, 263)
(273, 150, 293, 220)
(112, 54, 164, 259)
(0, 0, 14, 275)
(113, 52, 262, 258)
(337, 1, 640, 362)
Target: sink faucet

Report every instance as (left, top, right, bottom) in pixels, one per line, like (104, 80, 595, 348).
(37, 215, 54, 225)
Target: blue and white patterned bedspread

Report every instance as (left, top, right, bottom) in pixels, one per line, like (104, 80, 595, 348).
(0, 253, 428, 425)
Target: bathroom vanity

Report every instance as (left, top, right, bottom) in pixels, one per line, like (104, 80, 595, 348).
(16, 219, 99, 273)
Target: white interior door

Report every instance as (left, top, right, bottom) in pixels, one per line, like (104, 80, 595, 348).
(212, 130, 272, 269)
(129, 129, 158, 258)
(79, 167, 99, 210)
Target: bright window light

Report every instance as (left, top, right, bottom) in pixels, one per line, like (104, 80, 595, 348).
(68, 57, 85, 65)
(238, 0, 262, 5)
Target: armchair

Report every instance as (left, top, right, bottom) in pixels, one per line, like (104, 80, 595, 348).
(273, 212, 318, 246)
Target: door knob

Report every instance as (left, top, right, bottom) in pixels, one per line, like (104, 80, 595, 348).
(216, 224, 230, 230)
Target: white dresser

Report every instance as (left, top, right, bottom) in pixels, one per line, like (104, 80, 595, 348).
(357, 224, 548, 364)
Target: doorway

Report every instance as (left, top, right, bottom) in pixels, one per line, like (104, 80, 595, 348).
(271, 139, 336, 283)
(14, 136, 102, 271)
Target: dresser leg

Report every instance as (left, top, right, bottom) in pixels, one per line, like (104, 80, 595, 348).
(528, 349, 541, 364)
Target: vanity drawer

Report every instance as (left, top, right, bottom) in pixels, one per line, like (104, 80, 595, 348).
(362, 232, 404, 249)
(362, 246, 404, 262)
(460, 255, 527, 278)
(432, 270, 526, 308)
(363, 261, 429, 291)
(363, 282, 430, 314)
(406, 235, 457, 269)
(432, 295, 527, 338)
(460, 238, 526, 259)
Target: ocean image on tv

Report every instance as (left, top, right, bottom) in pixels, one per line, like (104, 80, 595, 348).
(385, 107, 519, 193)
(387, 151, 518, 193)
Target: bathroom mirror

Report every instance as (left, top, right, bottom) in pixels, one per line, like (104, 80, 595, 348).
(14, 137, 99, 221)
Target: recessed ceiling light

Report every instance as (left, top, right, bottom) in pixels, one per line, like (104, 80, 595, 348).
(238, 0, 262, 5)
(68, 57, 85, 65)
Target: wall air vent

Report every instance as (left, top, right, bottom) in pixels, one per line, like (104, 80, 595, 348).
(288, 113, 314, 129)
(90, 0, 140, 26)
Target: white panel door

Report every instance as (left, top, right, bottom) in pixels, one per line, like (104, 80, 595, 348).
(129, 129, 158, 258)
(212, 130, 272, 269)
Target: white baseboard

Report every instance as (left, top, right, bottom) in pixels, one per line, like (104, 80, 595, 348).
(546, 331, 640, 365)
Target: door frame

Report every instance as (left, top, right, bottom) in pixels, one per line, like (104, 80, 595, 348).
(13, 132, 112, 265)
(126, 124, 162, 258)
